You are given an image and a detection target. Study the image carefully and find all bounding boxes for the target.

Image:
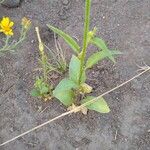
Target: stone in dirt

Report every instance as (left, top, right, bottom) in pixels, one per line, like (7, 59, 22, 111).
(62, 0, 69, 5)
(2, 0, 20, 8)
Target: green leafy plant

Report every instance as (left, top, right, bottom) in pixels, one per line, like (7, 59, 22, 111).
(31, 27, 54, 100)
(0, 17, 31, 55)
(31, 77, 52, 101)
(47, 0, 121, 113)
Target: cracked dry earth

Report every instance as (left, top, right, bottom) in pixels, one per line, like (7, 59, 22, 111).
(0, 0, 150, 150)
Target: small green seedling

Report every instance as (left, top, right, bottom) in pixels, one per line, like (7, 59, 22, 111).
(47, 0, 121, 114)
(31, 27, 54, 100)
(0, 17, 31, 55)
(31, 77, 52, 101)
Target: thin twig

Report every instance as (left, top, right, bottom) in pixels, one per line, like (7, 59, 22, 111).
(114, 130, 118, 140)
(0, 67, 149, 147)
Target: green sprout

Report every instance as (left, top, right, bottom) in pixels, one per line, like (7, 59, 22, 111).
(44, 33, 67, 74)
(31, 27, 54, 101)
(31, 77, 52, 101)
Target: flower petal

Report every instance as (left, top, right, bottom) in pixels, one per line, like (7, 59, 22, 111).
(8, 29, 13, 35)
(9, 21, 14, 27)
(0, 17, 14, 36)
(2, 17, 10, 27)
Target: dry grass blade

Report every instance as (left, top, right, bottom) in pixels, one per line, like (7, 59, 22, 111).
(0, 66, 150, 147)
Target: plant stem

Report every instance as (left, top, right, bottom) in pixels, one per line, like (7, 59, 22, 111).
(0, 36, 10, 53)
(3, 36, 10, 49)
(35, 27, 47, 82)
(79, 0, 91, 84)
(13, 27, 26, 47)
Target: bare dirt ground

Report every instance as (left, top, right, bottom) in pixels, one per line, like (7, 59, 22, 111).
(0, 0, 150, 149)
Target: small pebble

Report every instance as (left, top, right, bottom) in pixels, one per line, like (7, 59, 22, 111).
(31, 40, 34, 43)
(62, 0, 69, 5)
(59, 9, 68, 20)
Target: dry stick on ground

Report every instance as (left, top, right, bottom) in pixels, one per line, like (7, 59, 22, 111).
(0, 66, 150, 147)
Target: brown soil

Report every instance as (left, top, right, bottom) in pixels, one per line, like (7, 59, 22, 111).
(0, 0, 150, 150)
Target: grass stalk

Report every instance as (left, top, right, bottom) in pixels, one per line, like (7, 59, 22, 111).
(79, 0, 91, 84)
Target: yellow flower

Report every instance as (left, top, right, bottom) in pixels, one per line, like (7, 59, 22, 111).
(0, 17, 14, 36)
(21, 17, 31, 29)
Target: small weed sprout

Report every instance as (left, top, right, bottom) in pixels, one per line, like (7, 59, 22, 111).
(31, 27, 54, 101)
(53, 33, 68, 73)
(31, 76, 52, 101)
(0, 17, 31, 55)
(47, 0, 122, 114)
(44, 33, 68, 74)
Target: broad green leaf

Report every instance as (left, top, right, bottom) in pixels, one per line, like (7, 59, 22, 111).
(91, 37, 116, 63)
(91, 37, 107, 50)
(47, 25, 80, 54)
(53, 78, 78, 106)
(31, 89, 41, 97)
(86, 50, 122, 69)
(81, 96, 110, 113)
(86, 51, 109, 69)
(53, 89, 75, 106)
(54, 78, 78, 92)
(69, 55, 81, 84)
